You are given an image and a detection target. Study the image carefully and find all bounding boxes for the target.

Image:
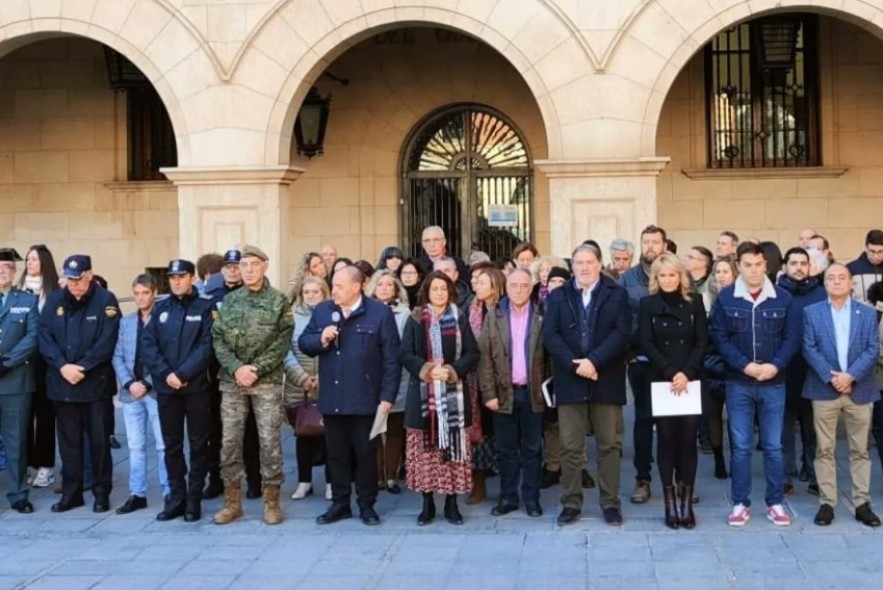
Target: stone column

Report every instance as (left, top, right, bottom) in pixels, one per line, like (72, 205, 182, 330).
(534, 158, 670, 256)
(161, 166, 304, 289)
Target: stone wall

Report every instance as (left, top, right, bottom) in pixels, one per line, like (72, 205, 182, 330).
(0, 38, 178, 293)
(286, 28, 550, 266)
(657, 17, 883, 261)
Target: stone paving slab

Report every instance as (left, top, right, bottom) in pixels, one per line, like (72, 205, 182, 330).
(1, 407, 882, 589)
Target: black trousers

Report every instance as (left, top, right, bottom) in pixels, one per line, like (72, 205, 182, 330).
(324, 414, 378, 509)
(628, 361, 654, 481)
(297, 435, 330, 483)
(157, 390, 211, 503)
(208, 383, 260, 488)
(56, 399, 113, 500)
(27, 360, 56, 468)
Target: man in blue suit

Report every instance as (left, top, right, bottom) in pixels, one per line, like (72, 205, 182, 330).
(0, 248, 40, 513)
(802, 263, 881, 528)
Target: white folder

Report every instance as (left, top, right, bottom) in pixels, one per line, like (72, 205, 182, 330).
(650, 381, 702, 417)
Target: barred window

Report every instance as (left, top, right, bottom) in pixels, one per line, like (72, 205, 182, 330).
(705, 14, 819, 168)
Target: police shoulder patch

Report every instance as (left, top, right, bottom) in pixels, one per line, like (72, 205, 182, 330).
(105, 306, 119, 318)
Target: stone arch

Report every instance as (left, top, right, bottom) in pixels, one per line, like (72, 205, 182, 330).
(637, 0, 883, 154)
(0, 2, 218, 165)
(248, 0, 592, 166)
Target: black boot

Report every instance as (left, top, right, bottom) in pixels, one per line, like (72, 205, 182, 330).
(246, 478, 262, 499)
(184, 498, 202, 522)
(417, 492, 436, 526)
(679, 484, 696, 529)
(712, 446, 728, 480)
(663, 486, 679, 530)
(204, 471, 224, 500)
(443, 494, 463, 525)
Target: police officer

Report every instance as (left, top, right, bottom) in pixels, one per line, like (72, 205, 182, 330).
(0, 248, 40, 513)
(39, 254, 120, 513)
(141, 259, 215, 522)
(211, 245, 292, 526)
(203, 250, 263, 500)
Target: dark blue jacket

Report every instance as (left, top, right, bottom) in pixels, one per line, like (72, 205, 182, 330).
(39, 284, 120, 403)
(541, 275, 631, 406)
(140, 289, 215, 395)
(204, 278, 241, 308)
(708, 277, 801, 385)
(777, 275, 827, 394)
(0, 288, 39, 395)
(298, 296, 401, 416)
(618, 263, 650, 354)
(801, 298, 879, 405)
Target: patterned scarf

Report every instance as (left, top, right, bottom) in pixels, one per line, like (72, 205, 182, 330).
(420, 303, 467, 462)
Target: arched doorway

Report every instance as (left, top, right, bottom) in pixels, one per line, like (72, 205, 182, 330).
(401, 104, 533, 260)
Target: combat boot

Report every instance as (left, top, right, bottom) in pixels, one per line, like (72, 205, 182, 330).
(262, 485, 283, 525)
(213, 481, 243, 525)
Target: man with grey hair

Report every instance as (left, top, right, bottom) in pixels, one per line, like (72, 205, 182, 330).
(543, 242, 631, 526)
(607, 239, 634, 280)
(417, 225, 469, 280)
(434, 256, 472, 309)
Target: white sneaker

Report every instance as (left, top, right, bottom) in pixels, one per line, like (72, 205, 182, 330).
(26, 467, 36, 485)
(32, 467, 54, 488)
(325, 483, 332, 500)
(291, 483, 313, 500)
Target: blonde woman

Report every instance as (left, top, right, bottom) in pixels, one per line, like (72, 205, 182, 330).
(637, 253, 708, 530)
(289, 251, 328, 300)
(284, 276, 332, 500)
(365, 270, 410, 494)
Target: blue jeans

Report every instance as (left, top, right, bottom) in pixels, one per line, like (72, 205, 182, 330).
(122, 396, 170, 497)
(492, 387, 543, 506)
(726, 382, 785, 507)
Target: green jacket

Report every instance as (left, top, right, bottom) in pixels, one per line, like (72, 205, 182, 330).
(211, 280, 293, 386)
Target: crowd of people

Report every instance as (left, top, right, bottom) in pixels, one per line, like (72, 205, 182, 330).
(1, 222, 883, 530)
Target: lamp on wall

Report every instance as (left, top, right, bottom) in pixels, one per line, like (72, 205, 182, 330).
(103, 47, 149, 90)
(294, 87, 331, 159)
(754, 18, 800, 69)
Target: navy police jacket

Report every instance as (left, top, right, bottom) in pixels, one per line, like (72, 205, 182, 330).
(299, 296, 401, 416)
(140, 289, 215, 395)
(39, 284, 120, 403)
(0, 288, 40, 396)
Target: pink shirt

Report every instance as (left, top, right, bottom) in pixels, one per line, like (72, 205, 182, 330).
(510, 303, 530, 386)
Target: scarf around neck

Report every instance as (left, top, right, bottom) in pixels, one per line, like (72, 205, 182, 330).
(420, 303, 467, 462)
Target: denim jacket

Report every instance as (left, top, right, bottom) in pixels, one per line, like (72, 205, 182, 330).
(708, 276, 801, 385)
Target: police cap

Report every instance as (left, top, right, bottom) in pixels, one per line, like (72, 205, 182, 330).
(166, 259, 196, 276)
(0, 248, 23, 262)
(240, 245, 268, 262)
(62, 254, 92, 279)
(223, 249, 242, 265)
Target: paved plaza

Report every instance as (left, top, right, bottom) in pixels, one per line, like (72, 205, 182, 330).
(1, 407, 881, 590)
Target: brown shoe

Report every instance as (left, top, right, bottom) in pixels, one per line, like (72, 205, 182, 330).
(630, 479, 651, 504)
(262, 485, 283, 525)
(213, 481, 243, 525)
(466, 471, 486, 505)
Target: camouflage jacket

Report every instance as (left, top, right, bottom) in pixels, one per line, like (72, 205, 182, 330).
(211, 280, 293, 386)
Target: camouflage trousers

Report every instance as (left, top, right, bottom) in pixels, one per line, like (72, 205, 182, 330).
(219, 383, 284, 486)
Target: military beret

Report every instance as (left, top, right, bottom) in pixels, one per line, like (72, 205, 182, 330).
(241, 245, 268, 262)
(223, 249, 242, 265)
(61, 254, 92, 279)
(0, 248, 23, 262)
(166, 259, 196, 276)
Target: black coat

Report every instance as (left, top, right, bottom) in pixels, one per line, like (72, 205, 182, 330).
(400, 307, 479, 430)
(541, 276, 631, 406)
(39, 284, 120, 403)
(638, 292, 708, 383)
(140, 289, 215, 395)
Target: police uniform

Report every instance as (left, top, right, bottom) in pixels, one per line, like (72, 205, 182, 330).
(0, 248, 40, 513)
(38, 255, 120, 512)
(203, 249, 263, 499)
(211, 245, 293, 525)
(141, 259, 215, 522)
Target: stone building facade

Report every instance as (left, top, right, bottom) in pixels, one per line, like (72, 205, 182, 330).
(2, 0, 883, 289)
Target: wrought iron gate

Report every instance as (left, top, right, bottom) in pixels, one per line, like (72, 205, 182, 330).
(402, 105, 533, 260)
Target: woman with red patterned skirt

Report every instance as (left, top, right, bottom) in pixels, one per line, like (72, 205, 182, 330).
(400, 270, 480, 526)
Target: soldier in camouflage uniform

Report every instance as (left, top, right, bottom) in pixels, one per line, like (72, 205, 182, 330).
(210, 245, 293, 525)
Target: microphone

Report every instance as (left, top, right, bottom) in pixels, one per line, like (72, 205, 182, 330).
(331, 311, 341, 349)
